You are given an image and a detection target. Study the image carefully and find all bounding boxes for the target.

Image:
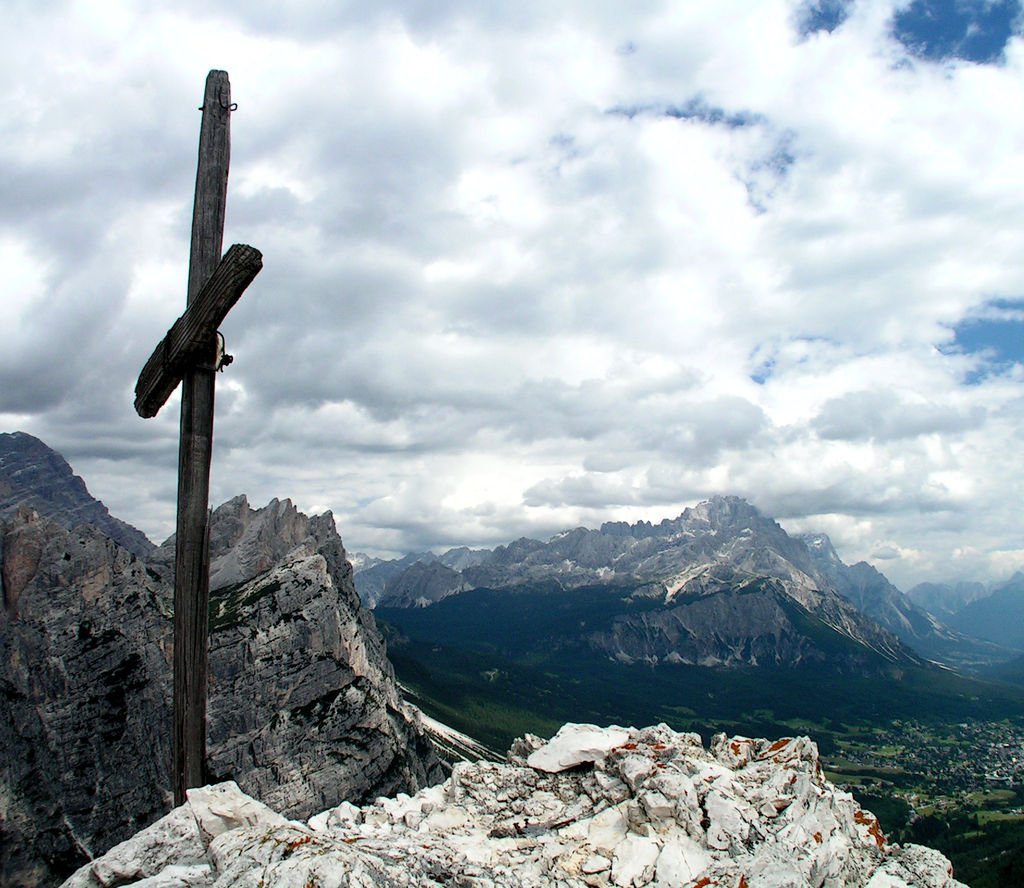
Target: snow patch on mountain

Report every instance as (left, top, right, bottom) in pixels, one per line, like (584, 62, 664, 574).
(408, 702, 501, 764)
(663, 563, 712, 599)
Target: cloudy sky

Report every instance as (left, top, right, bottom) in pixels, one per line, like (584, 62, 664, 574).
(3, 0, 1024, 589)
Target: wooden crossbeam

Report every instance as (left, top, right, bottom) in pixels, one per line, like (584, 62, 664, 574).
(134, 243, 262, 418)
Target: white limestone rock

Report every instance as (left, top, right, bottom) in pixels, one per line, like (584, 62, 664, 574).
(611, 833, 660, 887)
(116, 865, 214, 888)
(527, 723, 631, 772)
(186, 781, 292, 845)
(60, 805, 207, 888)
(60, 725, 968, 888)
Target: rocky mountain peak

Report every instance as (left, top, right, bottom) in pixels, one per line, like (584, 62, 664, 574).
(594, 496, 766, 544)
(679, 493, 763, 529)
(801, 531, 841, 562)
(208, 495, 344, 591)
(2, 480, 443, 887)
(0, 431, 154, 558)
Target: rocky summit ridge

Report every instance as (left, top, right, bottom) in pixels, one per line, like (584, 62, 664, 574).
(62, 723, 964, 888)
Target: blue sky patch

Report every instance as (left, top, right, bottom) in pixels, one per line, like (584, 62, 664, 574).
(608, 98, 763, 129)
(663, 97, 764, 129)
(942, 298, 1024, 380)
(891, 0, 1020, 64)
(743, 132, 798, 211)
(796, 0, 855, 36)
(749, 362, 774, 385)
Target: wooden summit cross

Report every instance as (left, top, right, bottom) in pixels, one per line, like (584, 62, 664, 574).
(134, 70, 262, 805)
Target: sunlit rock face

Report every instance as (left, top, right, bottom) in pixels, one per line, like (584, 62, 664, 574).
(1, 496, 442, 888)
(198, 498, 445, 817)
(63, 724, 965, 888)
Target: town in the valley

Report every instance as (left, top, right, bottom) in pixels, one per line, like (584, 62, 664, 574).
(828, 719, 1024, 822)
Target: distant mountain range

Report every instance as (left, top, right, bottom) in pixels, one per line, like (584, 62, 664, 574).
(355, 496, 1018, 672)
(359, 503, 1024, 768)
(909, 572, 1024, 652)
(906, 579, 991, 621)
(798, 534, 1011, 669)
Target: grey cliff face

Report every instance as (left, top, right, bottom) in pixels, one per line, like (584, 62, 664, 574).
(588, 575, 846, 668)
(1, 509, 173, 888)
(0, 431, 155, 558)
(1, 495, 443, 888)
(200, 496, 444, 815)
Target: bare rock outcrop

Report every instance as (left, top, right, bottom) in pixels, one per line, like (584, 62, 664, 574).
(62, 724, 966, 888)
(1, 498, 443, 888)
(202, 506, 444, 816)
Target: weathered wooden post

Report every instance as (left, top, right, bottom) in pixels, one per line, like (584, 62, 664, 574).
(134, 70, 262, 805)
